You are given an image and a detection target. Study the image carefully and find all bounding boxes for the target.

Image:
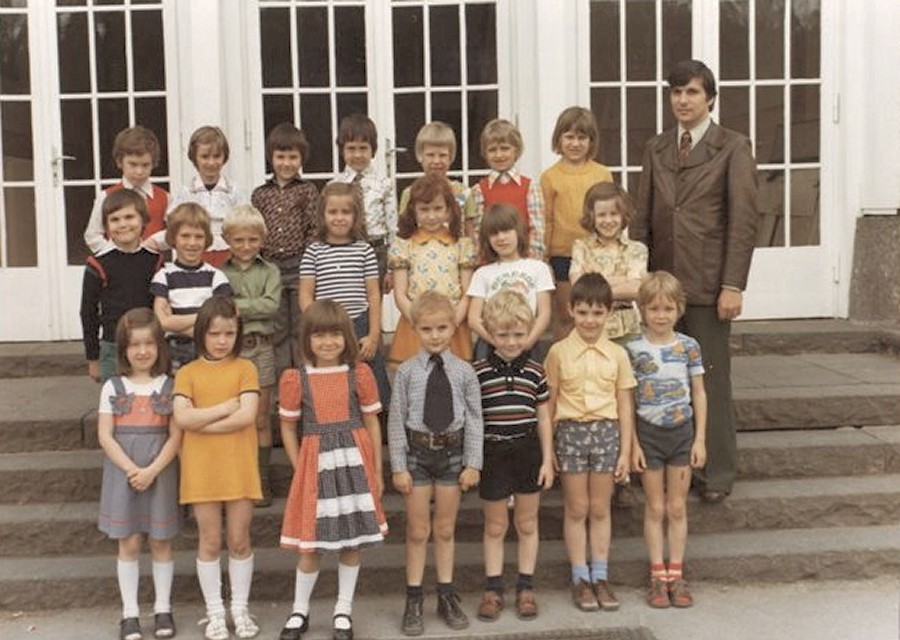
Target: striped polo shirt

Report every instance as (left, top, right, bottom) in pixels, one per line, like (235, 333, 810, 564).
(473, 352, 549, 439)
(299, 240, 378, 319)
(150, 260, 233, 317)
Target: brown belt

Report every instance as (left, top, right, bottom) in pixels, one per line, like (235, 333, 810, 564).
(242, 333, 272, 349)
(407, 428, 463, 451)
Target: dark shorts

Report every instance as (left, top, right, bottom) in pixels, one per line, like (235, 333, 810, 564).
(480, 433, 542, 501)
(637, 417, 695, 470)
(549, 256, 571, 282)
(554, 419, 620, 474)
(407, 441, 463, 486)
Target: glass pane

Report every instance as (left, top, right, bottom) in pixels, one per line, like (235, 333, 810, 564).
(591, 87, 620, 167)
(465, 3, 496, 85)
(135, 97, 168, 176)
(466, 90, 498, 171)
(430, 5, 459, 86)
(262, 95, 295, 171)
(720, 86, 750, 138)
(756, 0, 784, 80)
(260, 8, 291, 88)
(720, 0, 749, 80)
(56, 0, 86, 5)
(131, 9, 165, 91)
(791, 0, 820, 78)
(1, 101, 32, 181)
(755, 85, 783, 164)
(662, 0, 691, 73)
(94, 11, 126, 92)
(590, 0, 619, 82)
(57, 12, 90, 94)
(0, 1, 28, 7)
(297, 7, 329, 87)
(756, 168, 784, 247)
(335, 6, 366, 87)
(336, 93, 369, 130)
(791, 84, 819, 162)
(431, 91, 462, 172)
(65, 185, 94, 265)
(0, 15, 29, 94)
(624, 169, 641, 198)
(625, 0, 655, 81)
(790, 168, 819, 246)
(4, 187, 37, 266)
(61, 99, 94, 180)
(98, 98, 129, 179)
(299, 93, 331, 174)
(393, 6, 423, 88)
(96, 0, 124, 4)
(626, 87, 654, 166)
(394, 93, 424, 173)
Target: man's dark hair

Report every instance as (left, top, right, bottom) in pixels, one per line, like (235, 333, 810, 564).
(667, 59, 717, 111)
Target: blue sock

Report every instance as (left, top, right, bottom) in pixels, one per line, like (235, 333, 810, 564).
(590, 559, 608, 582)
(571, 564, 590, 585)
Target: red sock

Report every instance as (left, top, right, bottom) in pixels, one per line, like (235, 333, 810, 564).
(650, 563, 667, 581)
(667, 562, 683, 582)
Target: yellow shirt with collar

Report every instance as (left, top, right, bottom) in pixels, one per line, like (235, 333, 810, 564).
(544, 329, 636, 422)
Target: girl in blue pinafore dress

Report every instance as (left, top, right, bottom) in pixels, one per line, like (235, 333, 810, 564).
(97, 308, 181, 640)
(277, 300, 386, 640)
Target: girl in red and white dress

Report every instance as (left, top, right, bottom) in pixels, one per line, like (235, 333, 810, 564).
(277, 299, 386, 640)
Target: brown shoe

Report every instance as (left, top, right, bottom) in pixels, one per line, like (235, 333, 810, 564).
(476, 590, 504, 622)
(515, 589, 538, 620)
(669, 579, 694, 608)
(571, 579, 599, 612)
(593, 580, 620, 611)
(646, 578, 670, 609)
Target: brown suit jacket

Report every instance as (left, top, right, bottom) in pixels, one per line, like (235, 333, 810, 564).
(632, 121, 759, 306)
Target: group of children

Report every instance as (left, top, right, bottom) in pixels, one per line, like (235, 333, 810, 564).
(82, 108, 708, 640)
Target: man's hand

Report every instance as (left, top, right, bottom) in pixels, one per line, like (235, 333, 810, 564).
(717, 288, 743, 321)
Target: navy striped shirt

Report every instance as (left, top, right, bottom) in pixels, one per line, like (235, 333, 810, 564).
(473, 352, 549, 438)
(150, 260, 233, 316)
(299, 240, 378, 319)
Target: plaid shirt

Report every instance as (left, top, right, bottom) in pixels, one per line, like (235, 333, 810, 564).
(468, 167, 545, 259)
(330, 165, 397, 243)
(251, 176, 319, 265)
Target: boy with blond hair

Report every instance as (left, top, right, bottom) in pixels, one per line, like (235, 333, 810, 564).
(398, 121, 473, 216)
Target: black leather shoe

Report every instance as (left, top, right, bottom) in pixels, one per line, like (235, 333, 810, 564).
(279, 612, 309, 640)
(401, 596, 424, 636)
(332, 614, 353, 640)
(437, 590, 469, 630)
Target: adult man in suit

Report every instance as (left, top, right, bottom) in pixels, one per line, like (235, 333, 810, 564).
(632, 59, 759, 503)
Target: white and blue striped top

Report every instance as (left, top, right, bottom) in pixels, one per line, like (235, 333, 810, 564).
(299, 240, 379, 319)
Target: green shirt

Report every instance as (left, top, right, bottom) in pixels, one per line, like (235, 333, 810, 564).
(220, 256, 282, 336)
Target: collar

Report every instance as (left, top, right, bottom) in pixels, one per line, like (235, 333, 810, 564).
(487, 167, 522, 188)
(411, 228, 454, 245)
(677, 116, 712, 149)
(121, 179, 155, 199)
(567, 329, 616, 359)
(224, 255, 264, 270)
(586, 234, 627, 249)
(266, 174, 303, 188)
(487, 350, 530, 373)
(189, 174, 233, 193)
(174, 259, 203, 271)
(416, 349, 449, 369)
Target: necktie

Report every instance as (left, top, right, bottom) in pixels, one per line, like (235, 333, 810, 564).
(678, 131, 692, 164)
(423, 354, 454, 432)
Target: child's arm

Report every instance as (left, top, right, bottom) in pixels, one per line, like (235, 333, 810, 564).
(388, 369, 413, 495)
(198, 391, 260, 434)
(454, 267, 473, 326)
(362, 411, 384, 499)
(359, 276, 381, 361)
(544, 350, 561, 471)
(79, 265, 103, 382)
(236, 266, 282, 320)
(466, 296, 491, 344)
(84, 193, 108, 254)
(153, 296, 196, 336)
(615, 388, 635, 482)
(298, 276, 316, 312)
(464, 185, 483, 242)
(129, 416, 184, 492)
(568, 239, 587, 284)
(526, 290, 552, 351)
(527, 179, 546, 260)
(540, 174, 555, 259)
(610, 241, 649, 301)
(173, 395, 240, 431)
(392, 269, 412, 321)
(535, 402, 555, 489)
(459, 368, 484, 491)
(97, 411, 141, 477)
(690, 373, 708, 468)
(280, 418, 301, 470)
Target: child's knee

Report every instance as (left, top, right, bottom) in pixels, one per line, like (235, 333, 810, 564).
(148, 537, 173, 560)
(665, 497, 687, 522)
(118, 533, 144, 559)
(406, 519, 431, 546)
(225, 530, 251, 557)
(513, 511, 538, 538)
(565, 498, 589, 522)
(432, 519, 455, 544)
(484, 515, 508, 540)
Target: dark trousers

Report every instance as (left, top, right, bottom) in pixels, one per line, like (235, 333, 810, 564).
(679, 305, 736, 492)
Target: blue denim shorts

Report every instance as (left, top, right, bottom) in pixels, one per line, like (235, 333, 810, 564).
(407, 441, 463, 486)
(549, 256, 572, 282)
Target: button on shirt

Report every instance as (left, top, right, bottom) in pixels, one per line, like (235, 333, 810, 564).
(251, 176, 319, 264)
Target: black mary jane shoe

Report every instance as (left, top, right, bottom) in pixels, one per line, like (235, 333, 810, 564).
(332, 613, 353, 640)
(278, 612, 309, 640)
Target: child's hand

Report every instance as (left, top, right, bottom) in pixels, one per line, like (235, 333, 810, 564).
(613, 455, 630, 483)
(358, 336, 377, 361)
(220, 397, 241, 416)
(631, 446, 647, 473)
(382, 272, 393, 294)
(128, 467, 156, 492)
(690, 441, 707, 469)
(551, 451, 560, 473)
(453, 306, 467, 327)
(87, 360, 101, 383)
(537, 462, 555, 490)
(392, 471, 413, 495)
(458, 467, 480, 492)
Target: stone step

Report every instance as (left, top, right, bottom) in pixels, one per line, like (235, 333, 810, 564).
(3, 425, 900, 505)
(3, 474, 900, 558)
(2, 523, 898, 610)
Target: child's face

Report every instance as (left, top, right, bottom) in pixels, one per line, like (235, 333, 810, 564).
(490, 321, 530, 361)
(117, 152, 153, 187)
(272, 149, 303, 184)
(488, 228, 520, 261)
(323, 194, 356, 242)
(414, 194, 449, 234)
(126, 326, 158, 375)
(194, 143, 225, 185)
(413, 311, 455, 355)
(592, 199, 624, 243)
(105, 205, 144, 251)
(569, 301, 610, 343)
(225, 227, 263, 266)
(642, 294, 680, 338)
(309, 329, 345, 368)
(419, 144, 452, 177)
(559, 129, 591, 165)
(204, 316, 238, 361)
(484, 141, 518, 173)
(342, 139, 373, 174)
(173, 224, 207, 265)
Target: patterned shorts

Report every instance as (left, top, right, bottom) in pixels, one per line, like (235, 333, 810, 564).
(241, 339, 276, 387)
(554, 419, 620, 474)
(407, 441, 463, 487)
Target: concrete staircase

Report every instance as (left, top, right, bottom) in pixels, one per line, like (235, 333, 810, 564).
(1, 320, 899, 611)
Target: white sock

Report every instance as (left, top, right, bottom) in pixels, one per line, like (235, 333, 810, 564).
(196, 557, 225, 617)
(292, 568, 319, 616)
(117, 559, 141, 618)
(334, 563, 360, 624)
(228, 554, 255, 616)
(152, 560, 175, 614)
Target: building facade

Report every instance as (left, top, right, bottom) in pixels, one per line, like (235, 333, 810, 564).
(0, 0, 897, 341)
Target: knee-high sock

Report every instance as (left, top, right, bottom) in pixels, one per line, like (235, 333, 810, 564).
(228, 554, 255, 616)
(117, 559, 140, 618)
(152, 560, 174, 614)
(334, 563, 360, 619)
(196, 557, 225, 617)
(293, 568, 319, 616)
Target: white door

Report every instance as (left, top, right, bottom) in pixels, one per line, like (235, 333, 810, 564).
(583, 0, 835, 319)
(0, 0, 178, 341)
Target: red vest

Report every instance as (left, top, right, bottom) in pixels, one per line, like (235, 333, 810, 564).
(479, 175, 531, 231)
(106, 182, 168, 240)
